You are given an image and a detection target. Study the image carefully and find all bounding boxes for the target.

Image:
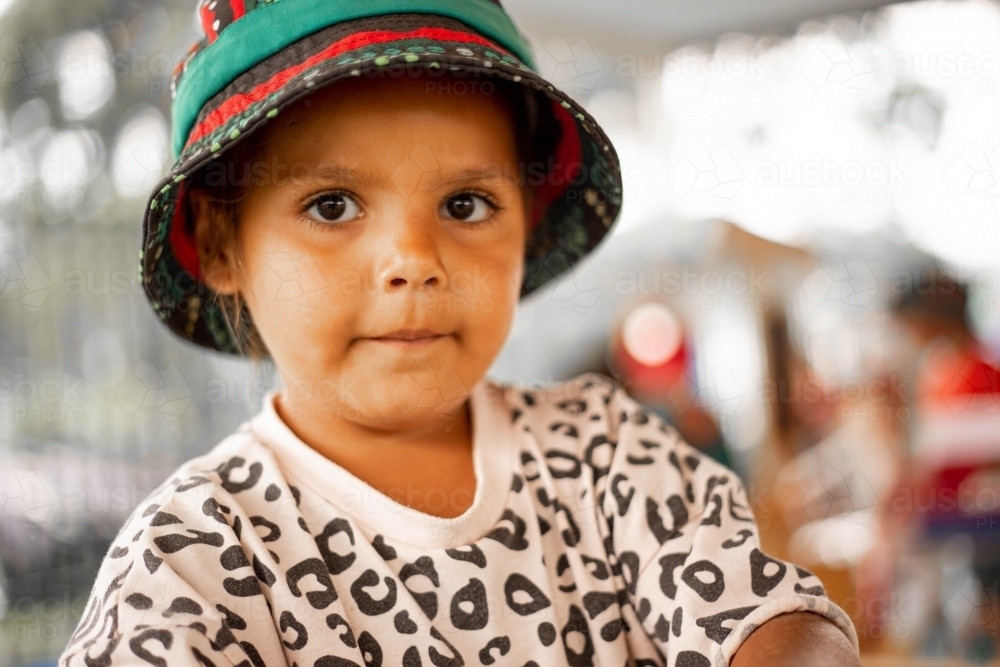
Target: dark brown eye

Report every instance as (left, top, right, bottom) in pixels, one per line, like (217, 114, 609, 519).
(306, 193, 360, 224)
(442, 193, 491, 222)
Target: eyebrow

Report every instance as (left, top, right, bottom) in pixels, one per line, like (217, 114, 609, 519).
(286, 164, 385, 189)
(438, 165, 521, 187)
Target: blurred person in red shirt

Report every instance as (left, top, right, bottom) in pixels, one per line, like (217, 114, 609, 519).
(894, 270, 1000, 537)
(862, 269, 1000, 658)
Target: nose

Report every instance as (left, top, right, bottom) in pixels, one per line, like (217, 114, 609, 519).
(377, 216, 448, 293)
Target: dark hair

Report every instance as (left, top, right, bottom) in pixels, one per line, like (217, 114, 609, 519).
(186, 71, 561, 359)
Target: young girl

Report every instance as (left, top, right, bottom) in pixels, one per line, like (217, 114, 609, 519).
(62, 1, 861, 665)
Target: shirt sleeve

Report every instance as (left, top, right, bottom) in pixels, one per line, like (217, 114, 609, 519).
(60, 463, 282, 667)
(590, 375, 860, 667)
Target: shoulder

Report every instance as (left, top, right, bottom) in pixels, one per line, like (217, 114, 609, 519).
(489, 371, 718, 474)
(63, 427, 287, 664)
(488, 371, 676, 444)
(103, 425, 285, 563)
(496, 371, 737, 491)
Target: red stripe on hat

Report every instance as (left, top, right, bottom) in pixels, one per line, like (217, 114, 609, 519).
(231, 0, 245, 20)
(185, 27, 511, 149)
(200, 3, 220, 42)
(529, 98, 582, 229)
(168, 182, 203, 280)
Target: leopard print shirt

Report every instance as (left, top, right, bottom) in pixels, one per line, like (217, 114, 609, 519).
(61, 372, 858, 667)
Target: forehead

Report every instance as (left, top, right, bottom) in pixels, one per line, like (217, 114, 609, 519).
(261, 72, 519, 163)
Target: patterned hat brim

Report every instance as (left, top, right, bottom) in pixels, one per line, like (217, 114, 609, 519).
(142, 13, 623, 355)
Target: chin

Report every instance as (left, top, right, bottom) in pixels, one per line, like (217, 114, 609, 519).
(343, 374, 470, 426)
(350, 398, 467, 431)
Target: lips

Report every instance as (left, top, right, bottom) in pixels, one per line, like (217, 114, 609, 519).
(367, 328, 451, 345)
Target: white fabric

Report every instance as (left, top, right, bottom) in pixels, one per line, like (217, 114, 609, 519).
(62, 372, 859, 667)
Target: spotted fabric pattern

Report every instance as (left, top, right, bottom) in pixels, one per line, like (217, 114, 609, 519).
(61, 373, 858, 666)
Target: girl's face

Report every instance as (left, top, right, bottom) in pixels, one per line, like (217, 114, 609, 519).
(197, 74, 529, 428)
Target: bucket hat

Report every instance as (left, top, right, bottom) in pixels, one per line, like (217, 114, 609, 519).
(142, 0, 624, 355)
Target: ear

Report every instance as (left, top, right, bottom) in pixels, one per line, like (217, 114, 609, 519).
(191, 189, 240, 296)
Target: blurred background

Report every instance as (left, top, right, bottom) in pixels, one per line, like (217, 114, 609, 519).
(2, 0, 1000, 664)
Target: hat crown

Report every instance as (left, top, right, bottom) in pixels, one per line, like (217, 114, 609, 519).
(197, 0, 506, 45)
(171, 0, 537, 156)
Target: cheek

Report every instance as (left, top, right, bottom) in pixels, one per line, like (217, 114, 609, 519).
(235, 215, 357, 353)
(453, 233, 524, 340)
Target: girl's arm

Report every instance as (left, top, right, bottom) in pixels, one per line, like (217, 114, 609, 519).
(731, 611, 863, 667)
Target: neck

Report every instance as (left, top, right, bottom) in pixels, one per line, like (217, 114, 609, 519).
(271, 386, 475, 507)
